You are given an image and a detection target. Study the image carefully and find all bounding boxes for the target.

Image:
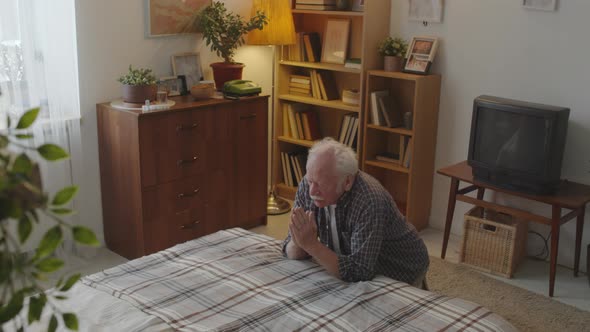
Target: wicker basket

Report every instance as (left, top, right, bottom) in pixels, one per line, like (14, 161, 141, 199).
(460, 207, 528, 278)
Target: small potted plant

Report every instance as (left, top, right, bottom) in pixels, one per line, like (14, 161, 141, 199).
(194, 1, 267, 90)
(117, 65, 158, 104)
(378, 37, 409, 72)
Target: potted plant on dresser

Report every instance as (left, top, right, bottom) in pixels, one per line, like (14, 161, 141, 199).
(195, 1, 267, 90)
(117, 65, 158, 104)
(378, 37, 409, 72)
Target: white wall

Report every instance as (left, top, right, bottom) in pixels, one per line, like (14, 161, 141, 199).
(390, 0, 590, 272)
(74, 0, 272, 244)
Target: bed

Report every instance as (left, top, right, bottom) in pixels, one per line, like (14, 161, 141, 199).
(33, 228, 517, 331)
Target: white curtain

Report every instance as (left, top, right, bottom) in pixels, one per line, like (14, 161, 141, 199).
(0, 0, 84, 253)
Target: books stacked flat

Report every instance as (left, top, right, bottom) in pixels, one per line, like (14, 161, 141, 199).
(289, 75, 311, 97)
(344, 58, 362, 69)
(337, 113, 359, 149)
(295, 0, 337, 11)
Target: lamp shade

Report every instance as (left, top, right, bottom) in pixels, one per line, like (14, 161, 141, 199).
(248, 0, 296, 46)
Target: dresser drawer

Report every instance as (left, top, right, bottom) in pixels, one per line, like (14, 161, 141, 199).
(139, 109, 212, 187)
(142, 175, 207, 220)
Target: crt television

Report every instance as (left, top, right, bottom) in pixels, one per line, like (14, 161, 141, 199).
(467, 95, 570, 195)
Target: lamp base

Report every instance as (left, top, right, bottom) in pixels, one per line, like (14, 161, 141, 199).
(267, 191, 291, 215)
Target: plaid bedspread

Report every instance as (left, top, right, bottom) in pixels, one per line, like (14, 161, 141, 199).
(83, 228, 517, 332)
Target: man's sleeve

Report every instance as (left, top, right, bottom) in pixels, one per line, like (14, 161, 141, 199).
(337, 207, 385, 281)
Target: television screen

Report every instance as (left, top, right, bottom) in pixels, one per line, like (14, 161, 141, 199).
(468, 95, 570, 194)
(473, 108, 549, 176)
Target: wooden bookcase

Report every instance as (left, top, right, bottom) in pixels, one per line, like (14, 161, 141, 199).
(361, 70, 441, 230)
(274, 3, 391, 200)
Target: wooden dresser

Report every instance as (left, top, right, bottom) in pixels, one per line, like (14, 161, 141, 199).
(97, 96, 268, 259)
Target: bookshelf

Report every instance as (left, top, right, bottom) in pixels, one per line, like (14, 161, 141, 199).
(361, 70, 441, 230)
(274, 1, 391, 200)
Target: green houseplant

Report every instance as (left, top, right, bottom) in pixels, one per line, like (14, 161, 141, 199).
(378, 37, 409, 72)
(117, 65, 158, 104)
(195, 1, 267, 90)
(0, 107, 99, 331)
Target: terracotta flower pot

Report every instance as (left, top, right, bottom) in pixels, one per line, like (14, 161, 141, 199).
(210, 62, 245, 91)
(122, 84, 157, 104)
(384, 56, 404, 72)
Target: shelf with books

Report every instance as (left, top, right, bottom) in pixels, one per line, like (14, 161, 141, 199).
(279, 94, 360, 112)
(273, 0, 391, 201)
(280, 60, 361, 74)
(361, 71, 441, 230)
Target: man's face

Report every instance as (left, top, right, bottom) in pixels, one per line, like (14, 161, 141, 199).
(306, 154, 346, 208)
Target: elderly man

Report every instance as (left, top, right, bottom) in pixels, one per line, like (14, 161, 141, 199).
(283, 138, 429, 286)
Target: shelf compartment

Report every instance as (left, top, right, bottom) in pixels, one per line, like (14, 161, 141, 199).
(365, 160, 409, 173)
(366, 124, 413, 136)
(280, 60, 361, 74)
(279, 94, 359, 112)
(278, 136, 315, 148)
(292, 9, 364, 17)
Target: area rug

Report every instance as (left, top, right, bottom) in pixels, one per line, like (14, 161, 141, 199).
(427, 257, 590, 332)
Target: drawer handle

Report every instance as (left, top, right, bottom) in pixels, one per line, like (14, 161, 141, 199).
(177, 188, 200, 199)
(177, 156, 198, 166)
(176, 123, 198, 132)
(240, 113, 257, 120)
(180, 220, 200, 230)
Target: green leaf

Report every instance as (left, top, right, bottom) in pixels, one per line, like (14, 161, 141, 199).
(51, 186, 78, 206)
(15, 134, 34, 140)
(18, 215, 32, 244)
(50, 208, 73, 215)
(72, 226, 99, 246)
(0, 291, 24, 324)
(60, 273, 81, 292)
(63, 313, 78, 331)
(35, 257, 64, 273)
(27, 294, 46, 324)
(12, 153, 32, 174)
(48, 315, 58, 332)
(35, 226, 63, 260)
(16, 108, 40, 129)
(37, 144, 69, 161)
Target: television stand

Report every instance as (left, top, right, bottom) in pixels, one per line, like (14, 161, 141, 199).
(437, 161, 590, 297)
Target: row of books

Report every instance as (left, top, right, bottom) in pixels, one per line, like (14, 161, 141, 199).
(369, 90, 404, 127)
(375, 137, 413, 168)
(289, 71, 339, 101)
(282, 103, 321, 141)
(294, 0, 337, 11)
(337, 113, 359, 148)
(281, 151, 307, 187)
(286, 32, 321, 62)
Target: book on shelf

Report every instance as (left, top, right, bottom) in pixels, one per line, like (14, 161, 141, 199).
(289, 82, 311, 90)
(300, 112, 313, 141)
(294, 4, 337, 10)
(289, 153, 302, 184)
(303, 33, 322, 63)
(338, 114, 352, 143)
(290, 74, 311, 85)
(281, 152, 292, 187)
(282, 105, 291, 137)
(402, 137, 413, 168)
(289, 87, 312, 96)
(378, 95, 404, 128)
(317, 71, 339, 101)
(347, 115, 359, 147)
(370, 90, 389, 125)
(295, 112, 305, 141)
(338, 113, 358, 148)
(286, 104, 300, 139)
(295, 0, 337, 4)
(375, 152, 401, 164)
(344, 58, 362, 69)
(309, 70, 321, 99)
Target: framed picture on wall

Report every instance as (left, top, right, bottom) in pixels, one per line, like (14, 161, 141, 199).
(321, 19, 351, 65)
(522, 0, 557, 11)
(171, 52, 203, 90)
(403, 36, 439, 75)
(408, 0, 444, 23)
(145, 0, 211, 37)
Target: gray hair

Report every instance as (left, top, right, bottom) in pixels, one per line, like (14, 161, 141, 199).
(307, 137, 358, 177)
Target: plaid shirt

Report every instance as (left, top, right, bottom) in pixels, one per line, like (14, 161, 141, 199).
(283, 171, 429, 284)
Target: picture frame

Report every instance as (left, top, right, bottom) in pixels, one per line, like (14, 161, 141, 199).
(351, 0, 364, 12)
(321, 19, 351, 65)
(145, 0, 211, 38)
(522, 0, 557, 11)
(158, 76, 182, 96)
(171, 52, 203, 90)
(403, 36, 439, 75)
(408, 0, 444, 23)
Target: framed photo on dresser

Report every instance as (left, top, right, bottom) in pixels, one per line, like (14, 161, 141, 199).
(403, 36, 438, 75)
